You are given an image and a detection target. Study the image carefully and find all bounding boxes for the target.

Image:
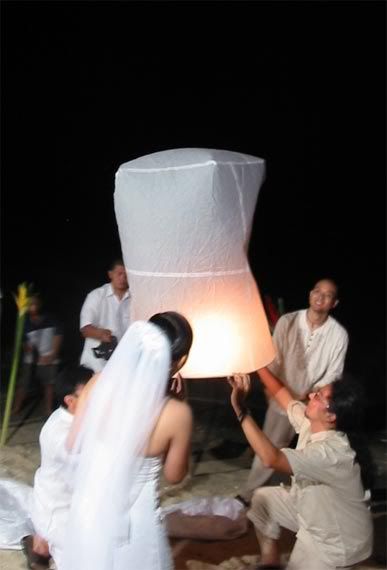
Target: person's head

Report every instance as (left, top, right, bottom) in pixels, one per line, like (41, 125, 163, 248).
(108, 259, 128, 293)
(28, 294, 42, 317)
(308, 278, 339, 314)
(305, 383, 337, 429)
(148, 311, 193, 375)
(55, 365, 94, 414)
(306, 374, 364, 432)
(329, 374, 365, 432)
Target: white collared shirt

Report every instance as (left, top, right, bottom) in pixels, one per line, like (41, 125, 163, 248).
(80, 283, 131, 372)
(281, 401, 373, 567)
(31, 407, 74, 540)
(269, 310, 348, 411)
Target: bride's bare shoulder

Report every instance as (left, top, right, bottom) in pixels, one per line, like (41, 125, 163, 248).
(161, 397, 192, 422)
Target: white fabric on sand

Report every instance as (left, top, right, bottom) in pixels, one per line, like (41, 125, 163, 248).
(0, 479, 33, 550)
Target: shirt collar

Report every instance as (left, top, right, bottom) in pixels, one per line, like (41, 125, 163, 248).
(58, 405, 73, 422)
(310, 429, 336, 442)
(106, 283, 130, 300)
(300, 309, 331, 334)
(299, 310, 308, 330)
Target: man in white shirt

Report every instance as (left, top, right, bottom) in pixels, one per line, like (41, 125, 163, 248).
(80, 259, 131, 372)
(229, 372, 373, 570)
(238, 278, 349, 503)
(30, 366, 93, 568)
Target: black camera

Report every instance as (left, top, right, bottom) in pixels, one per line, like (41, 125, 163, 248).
(92, 336, 118, 360)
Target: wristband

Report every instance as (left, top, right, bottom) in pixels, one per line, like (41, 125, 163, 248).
(237, 407, 251, 423)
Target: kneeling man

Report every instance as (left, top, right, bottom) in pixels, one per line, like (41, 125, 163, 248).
(229, 369, 372, 570)
(31, 365, 93, 568)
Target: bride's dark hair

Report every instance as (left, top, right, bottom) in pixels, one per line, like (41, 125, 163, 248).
(148, 311, 193, 362)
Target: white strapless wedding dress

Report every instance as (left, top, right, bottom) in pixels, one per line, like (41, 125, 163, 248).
(112, 455, 173, 570)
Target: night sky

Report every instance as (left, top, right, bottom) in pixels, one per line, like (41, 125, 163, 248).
(1, 1, 385, 421)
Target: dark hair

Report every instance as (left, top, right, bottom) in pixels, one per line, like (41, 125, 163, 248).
(29, 291, 41, 300)
(55, 365, 94, 408)
(312, 277, 339, 299)
(330, 374, 374, 490)
(148, 311, 193, 362)
(108, 259, 125, 271)
(330, 374, 364, 432)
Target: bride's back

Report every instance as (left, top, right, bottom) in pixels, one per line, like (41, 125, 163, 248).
(145, 396, 192, 484)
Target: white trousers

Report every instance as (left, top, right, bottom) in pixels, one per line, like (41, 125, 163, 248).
(242, 402, 295, 500)
(247, 486, 354, 570)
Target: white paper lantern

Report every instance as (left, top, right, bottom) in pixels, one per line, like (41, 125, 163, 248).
(114, 148, 275, 378)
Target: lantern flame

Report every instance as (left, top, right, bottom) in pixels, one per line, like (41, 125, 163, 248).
(182, 313, 244, 378)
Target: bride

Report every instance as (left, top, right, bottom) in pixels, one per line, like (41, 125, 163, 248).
(62, 312, 193, 570)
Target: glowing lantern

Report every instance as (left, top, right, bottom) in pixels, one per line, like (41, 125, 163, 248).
(114, 148, 275, 378)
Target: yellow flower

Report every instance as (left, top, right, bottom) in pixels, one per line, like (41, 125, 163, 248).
(13, 282, 30, 316)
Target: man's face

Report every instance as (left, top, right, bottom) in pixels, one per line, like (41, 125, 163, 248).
(28, 296, 41, 317)
(66, 383, 85, 415)
(305, 384, 333, 422)
(108, 264, 128, 292)
(309, 280, 338, 314)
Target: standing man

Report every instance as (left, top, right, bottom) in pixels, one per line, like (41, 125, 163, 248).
(238, 278, 349, 504)
(80, 259, 131, 372)
(13, 294, 63, 417)
(229, 373, 372, 570)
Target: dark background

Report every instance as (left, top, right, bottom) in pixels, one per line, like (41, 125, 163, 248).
(1, 2, 385, 426)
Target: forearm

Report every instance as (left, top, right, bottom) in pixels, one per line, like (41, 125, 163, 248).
(243, 416, 285, 468)
(257, 367, 293, 410)
(81, 324, 110, 341)
(229, 374, 291, 473)
(235, 410, 291, 473)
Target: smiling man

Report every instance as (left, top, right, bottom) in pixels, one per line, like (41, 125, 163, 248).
(238, 278, 349, 504)
(229, 372, 372, 570)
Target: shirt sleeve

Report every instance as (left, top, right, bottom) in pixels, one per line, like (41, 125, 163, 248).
(80, 290, 100, 329)
(52, 428, 70, 465)
(268, 315, 287, 376)
(282, 438, 345, 485)
(41, 417, 70, 467)
(286, 400, 307, 433)
(315, 329, 349, 388)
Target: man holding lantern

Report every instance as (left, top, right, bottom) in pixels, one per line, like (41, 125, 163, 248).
(229, 371, 372, 570)
(238, 278, 348, 504)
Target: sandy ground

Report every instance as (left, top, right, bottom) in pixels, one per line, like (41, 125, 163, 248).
(0, 405, 386, 570)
